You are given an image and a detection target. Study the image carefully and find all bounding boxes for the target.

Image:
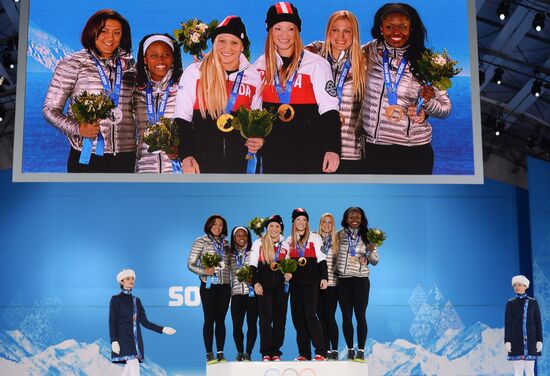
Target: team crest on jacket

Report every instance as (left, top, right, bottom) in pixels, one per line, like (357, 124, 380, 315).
(325, 80, 337, 97)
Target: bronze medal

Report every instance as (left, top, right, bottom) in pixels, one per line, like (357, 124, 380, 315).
(270, 262, 279, 271)
(298, 257, 307, 266)
(216, 114, 234, 132)
(278, 104, 295, 122)
(384, 105, 404, 123)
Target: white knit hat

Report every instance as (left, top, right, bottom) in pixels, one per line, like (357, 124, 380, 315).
(511, 275, 530, 288)
(117, 269, 136, 283)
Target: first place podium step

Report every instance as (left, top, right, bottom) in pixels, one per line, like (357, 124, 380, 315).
(206, 360, 368, 376)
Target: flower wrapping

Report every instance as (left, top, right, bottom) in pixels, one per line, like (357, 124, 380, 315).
(71, 91, 115, 124)
(367, 228, 387, 248)
(173, 18, 218, 58)
(140, 116, 179, 155)
(416, 48, 462, 90)
(248, 216, 269, 237)
(201, 253, 222, 268)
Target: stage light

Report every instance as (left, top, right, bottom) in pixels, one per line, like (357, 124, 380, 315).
(2, 52, 15, 69)
(492, 67, 504, 85)
(495, 120, 505, 136)
(497, 1, 509, 21)
(533, 13, 545, 32)
(0, 108, 4, 122)
(531, 80, 542, 97)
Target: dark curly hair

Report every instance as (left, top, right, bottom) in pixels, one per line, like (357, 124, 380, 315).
(230, 226, 252, 254)
(371, 3, 428, 81)
(341, 207, 369, 245)
(135, 33, 183, 88)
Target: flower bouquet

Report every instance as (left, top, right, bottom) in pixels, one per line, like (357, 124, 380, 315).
(236, 264, 255, 297)
(174, 18, 218, 59)
(248, 216, 268, 238)
(140, 116, 182, 173)
(367, 228, 386, 248)
(201, 253, 222, 288)
(231, 107, 275, 174)
(278, 258, 298, 293)
(71, 91, 115, 165)
(415, 48, 462, 113)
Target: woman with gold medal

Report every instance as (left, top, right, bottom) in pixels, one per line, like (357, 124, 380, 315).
(360, 3, 450, 174)
(254, 2, 341, 174)
(249, 215, 291, 361)
(286, 208, 328, 361)
(174, 16, 263, 173)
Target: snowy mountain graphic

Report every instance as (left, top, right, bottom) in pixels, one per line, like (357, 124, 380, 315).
(0, 330, 167, 375)
(27, 21, 74, 72)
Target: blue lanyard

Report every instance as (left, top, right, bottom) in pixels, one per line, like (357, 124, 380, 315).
(347, 230, 360, 257)
(91, 55, 122, 106)
(382, 49, 407, 106)
(328, 55, 351, 107)
(210, 236, 224, 257)
(235, 249, 247, 268)
(274, 51, 304, 104)
(225, 70, 245, 114)
(274, 242, 283, 262)
(322, 236, 332, 254)
(296, 237, 308, 258)
(145, 79, 172, 125)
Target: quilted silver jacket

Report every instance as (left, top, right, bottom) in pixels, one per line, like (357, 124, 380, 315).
(336, 228, 379, 278)
(187, 235, 231, 285)
(42, 49, 136, 154)
(133, 71, 178, 173)
(361, 40, 452, 146)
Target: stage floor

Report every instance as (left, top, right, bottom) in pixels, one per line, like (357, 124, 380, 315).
(206, 360, 368, 376)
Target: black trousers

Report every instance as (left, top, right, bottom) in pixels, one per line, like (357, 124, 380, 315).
(337, 159, 363, 174)
(338, 277, 370, 349)
(199, 282, 231, 353)
(230, 294, 258, 354)
(67, 147, 135, 173)
(317, 286, 339, 351)
(290, 283, 326, 358)
(362, 142, 434, 174)
(256, 286, 288, 357)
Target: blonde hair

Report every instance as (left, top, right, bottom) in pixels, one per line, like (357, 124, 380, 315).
(197, 35, 243, 119)
(263, 27, 304, 88)
(291, 218, 310, 249)
(260, 223, 283, 264)
(323, 10, 366, 99)
(318, 212, 338, 255)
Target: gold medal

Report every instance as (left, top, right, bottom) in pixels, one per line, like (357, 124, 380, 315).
(216, 114, 234, 132)
(270, 262, 279, 271)
(278, 104, 295, 122)
(384, 105, 404, 123)
(298, 257, 307, 266)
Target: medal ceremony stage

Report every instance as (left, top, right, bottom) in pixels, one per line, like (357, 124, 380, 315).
(206, 360, 367, 376)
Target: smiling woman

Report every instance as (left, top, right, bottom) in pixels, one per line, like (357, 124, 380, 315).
(174, 16, 264, 174)
(42, 9, 137, 173)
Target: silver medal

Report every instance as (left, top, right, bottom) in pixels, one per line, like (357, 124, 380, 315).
(111, 107, 123, 124)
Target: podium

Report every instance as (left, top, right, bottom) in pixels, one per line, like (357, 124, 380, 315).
(206, 361, 368, 376)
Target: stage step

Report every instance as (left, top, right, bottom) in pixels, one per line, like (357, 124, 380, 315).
(206, 360, 368, 376)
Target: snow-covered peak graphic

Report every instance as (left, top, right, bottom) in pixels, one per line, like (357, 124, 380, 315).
(27, 21, 74, 72)
(0, 330, 167, 375)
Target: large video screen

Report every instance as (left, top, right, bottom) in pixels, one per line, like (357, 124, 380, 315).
(13, 0, 482, 182)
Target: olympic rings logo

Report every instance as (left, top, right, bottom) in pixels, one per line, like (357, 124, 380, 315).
(264, 368, 317, 376)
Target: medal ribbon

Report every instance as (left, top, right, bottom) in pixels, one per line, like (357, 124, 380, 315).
(322, 236, 332, 254)
(274, 242, 283, 263)
(225, 70, 245, 114)
(382, 49, 407, 106)
(145, 79, 172, 125)
(296, 237, 307, 259)
(208, 236, 224, 286)
(80, 56, 123, 164)
(347, 230, 360, 257)
(328, 56, 351, 107)
(274, 51, 304, 104)
(236, 249, 247, 269)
